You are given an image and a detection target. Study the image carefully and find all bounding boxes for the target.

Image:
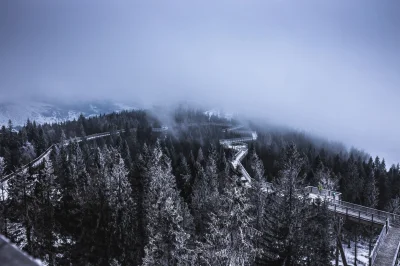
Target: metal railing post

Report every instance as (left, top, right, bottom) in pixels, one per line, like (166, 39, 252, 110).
(386, 220, 389, 234)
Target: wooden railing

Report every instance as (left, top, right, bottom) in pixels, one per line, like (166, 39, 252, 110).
(369, 219, 389, 266)
(1, 126, 169, 184)
(326, 198, 400, 226)
(1, 144, 56, 182)
(1, 130, 121, 183)
(219, 137, 254, 144)
(392, 240, 400, 266)
(305, 186, 342, 200)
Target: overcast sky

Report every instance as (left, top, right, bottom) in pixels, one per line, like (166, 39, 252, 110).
(1, 0, 400, 164)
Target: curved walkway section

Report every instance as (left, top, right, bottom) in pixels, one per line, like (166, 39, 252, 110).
(1, 127, 168, 183)
(219, 126, 257, 184)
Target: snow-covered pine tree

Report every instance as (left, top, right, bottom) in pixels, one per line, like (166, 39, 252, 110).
(131, 143, 153, 264)
(364, 158, 379, 208)
(7, 170, 35, 253)
(217, 150, 230, 193)
(314, 162, 338, 191)
(72, 146, 108, 265)
(386, 196, 400, 214)
(199, 176, 257, 265)
(68, 140, 89, 205)
(196, 147, 204, 166)
(249, 149, 266, 231)
(177, 154, 192, 201)
(142, 141, 194, 265)
(0, 157, 7, 235)
(191, 147, 220, 238)
(121, 140, 132, 170)
(302, 200, 334, 265)
(31, 159, 57, 265)
(204, 145, 219, 202)
(343, 156, 362, 203)
(260, 143, 309, 266)
(59, 129, 66, 147)
(20, 141, 37, 165)
(107, 147, 136, 265)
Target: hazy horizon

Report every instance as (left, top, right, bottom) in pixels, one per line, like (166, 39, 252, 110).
(1, 0, 400, 165)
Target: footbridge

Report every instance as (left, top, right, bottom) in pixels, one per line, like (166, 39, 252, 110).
(0, 126, 168, 184)
(219, 127, 257, 184)
(219, 125, 400, 266)
(305, 186, 400, 265)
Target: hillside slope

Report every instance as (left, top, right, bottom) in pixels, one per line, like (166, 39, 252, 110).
(0, 100, 135, 127)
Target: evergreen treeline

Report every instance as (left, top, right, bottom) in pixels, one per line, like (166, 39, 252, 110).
(0, 108, 399, 265)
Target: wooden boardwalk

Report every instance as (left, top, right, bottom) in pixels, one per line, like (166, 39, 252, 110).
(373, 227, 400, 266)
(219, 125, 400, 266)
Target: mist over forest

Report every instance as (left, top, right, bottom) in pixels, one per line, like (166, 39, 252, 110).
(1, 0, 400, 265)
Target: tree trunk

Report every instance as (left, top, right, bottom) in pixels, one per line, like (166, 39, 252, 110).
(337, 236, 348, 266)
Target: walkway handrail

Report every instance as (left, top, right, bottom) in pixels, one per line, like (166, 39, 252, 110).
(1, 126, 169, 184)
(0, 144, 55, 182)
(305, 186, 342, 199)
(392, 240, 400, 266)
(220, 126, 257, 185)
(219, 137, 254, 144)
(326, 198, 400, 224)
(0, 129, 124, 183)
(307, 184, 400, 225)
(369, 219, 389, 266)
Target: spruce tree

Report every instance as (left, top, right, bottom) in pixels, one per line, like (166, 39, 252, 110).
(364, 158, 379, 208)
(31, 159, 57, 265)
(303, 201, 333, 265)
(7, 171, 34, 252)
(260, 143, 309, 265)
(142, 141, 194, 265)
(199, 177, 257, 265)
(90, 147, 136, 265)
(0, 157, 7, 235)
(177, 155, 192, 201)
(249, 149, 266, 230)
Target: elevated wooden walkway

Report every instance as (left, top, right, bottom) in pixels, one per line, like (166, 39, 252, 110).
(373, 226, 400, 266)
(306, 186, 400, 265)
(218, 125, 400, 266)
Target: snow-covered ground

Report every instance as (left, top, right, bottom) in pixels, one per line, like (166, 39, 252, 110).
(335, 237, 374, 266)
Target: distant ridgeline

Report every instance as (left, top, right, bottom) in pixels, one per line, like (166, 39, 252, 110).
(0, 107, 399, 265)
(0, 100, 136, 128)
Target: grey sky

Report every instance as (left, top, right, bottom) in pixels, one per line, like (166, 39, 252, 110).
(1, 0, 400, 165)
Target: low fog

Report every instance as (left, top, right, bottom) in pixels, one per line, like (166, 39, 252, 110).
(1, 0, 400, 165)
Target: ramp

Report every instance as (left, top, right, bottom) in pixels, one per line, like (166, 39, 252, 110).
(373, 227, 400, 266)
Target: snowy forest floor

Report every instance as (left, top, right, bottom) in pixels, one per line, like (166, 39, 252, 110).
(335, 235, 376, 266)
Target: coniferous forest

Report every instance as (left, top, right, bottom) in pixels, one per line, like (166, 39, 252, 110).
(0, 108, 399, 265)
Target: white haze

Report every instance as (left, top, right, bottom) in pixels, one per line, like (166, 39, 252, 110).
(1, 0, 400, 165)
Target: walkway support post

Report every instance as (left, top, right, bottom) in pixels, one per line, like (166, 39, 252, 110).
(335, 215, 339, 266)
(369, 214, 373, 258)
(354, 225, 357, 265)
